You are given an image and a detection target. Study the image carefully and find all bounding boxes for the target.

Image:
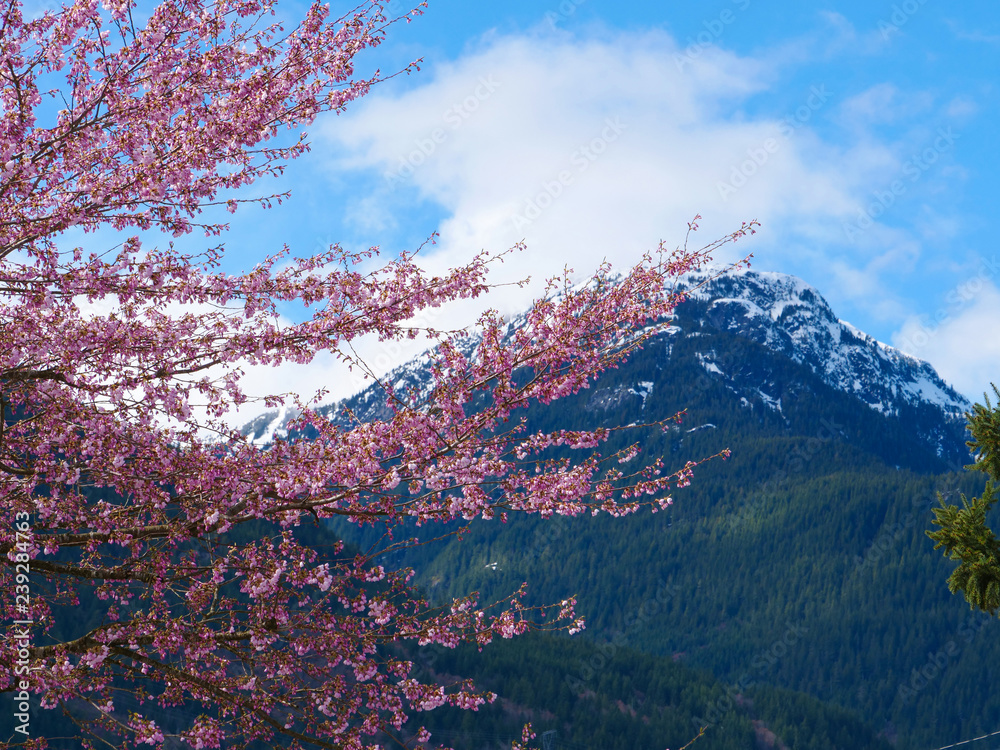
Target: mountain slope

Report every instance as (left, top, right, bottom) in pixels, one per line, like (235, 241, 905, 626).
(244, 268, 972, 468)
(677, 268, 970, 463)
(242, 268, 987, 749)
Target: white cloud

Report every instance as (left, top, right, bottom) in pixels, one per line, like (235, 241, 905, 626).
(946, 95, 979, 119)
(837, 83, 934, 129)
(945, 19, 1000, 45)
(322, 31, 869, 305)
(51, 26, 978, 424)
(892, 278, 1000, 401)
(208, 25, 970, 418)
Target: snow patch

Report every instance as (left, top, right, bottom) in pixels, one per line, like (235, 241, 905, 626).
(696, 353, 724, 376)
(756, 390, 782, 412)
(251, 405, 290, 447)
(628, 381, 654, 408)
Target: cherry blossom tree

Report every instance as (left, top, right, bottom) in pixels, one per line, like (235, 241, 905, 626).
(0, 0, 757, 746)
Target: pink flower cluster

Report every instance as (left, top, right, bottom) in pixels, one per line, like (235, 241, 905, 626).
(0, 0, 758, 746)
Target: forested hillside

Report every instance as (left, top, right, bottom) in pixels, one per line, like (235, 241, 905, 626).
(307, 274, 992, 749)
(393, 633, 894, 750)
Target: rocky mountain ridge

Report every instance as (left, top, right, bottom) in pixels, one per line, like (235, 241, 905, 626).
(242, 267, 972, 463)
(679, 267, 967, 420)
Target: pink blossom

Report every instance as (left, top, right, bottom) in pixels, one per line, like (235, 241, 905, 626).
(0, 0, 757, 745)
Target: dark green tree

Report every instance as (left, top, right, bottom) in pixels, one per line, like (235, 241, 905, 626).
(928, 384, 1000, 614)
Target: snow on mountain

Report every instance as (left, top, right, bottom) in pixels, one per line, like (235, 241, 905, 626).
(678, 266, 970, 421)
(241, 266, 971, 456)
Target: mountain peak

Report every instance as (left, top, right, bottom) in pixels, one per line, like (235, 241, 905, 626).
(242, 266, 971, 464)
(678, 267, 969, 422)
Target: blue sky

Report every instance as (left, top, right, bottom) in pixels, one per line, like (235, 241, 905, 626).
(158, 0, 1000, 410)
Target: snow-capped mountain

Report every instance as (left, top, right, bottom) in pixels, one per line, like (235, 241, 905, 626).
(242, 267, 972, 464)
(677, 267, 969, 420)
